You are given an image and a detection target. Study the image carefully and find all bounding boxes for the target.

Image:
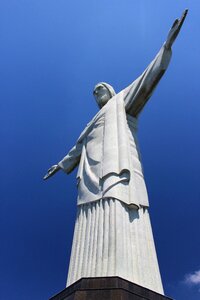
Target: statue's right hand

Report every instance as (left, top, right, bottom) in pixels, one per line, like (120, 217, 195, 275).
(165, 9, 188, 49)
(43, 165, 60, 180)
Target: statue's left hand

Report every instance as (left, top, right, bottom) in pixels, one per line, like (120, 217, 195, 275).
(43, 164, 61, 180)
(165, 9, 188, 49)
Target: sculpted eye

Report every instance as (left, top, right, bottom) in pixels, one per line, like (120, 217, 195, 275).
(93, 86, 103, 95)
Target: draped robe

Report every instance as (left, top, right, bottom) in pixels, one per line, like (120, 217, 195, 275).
(58, 44, 172, 294)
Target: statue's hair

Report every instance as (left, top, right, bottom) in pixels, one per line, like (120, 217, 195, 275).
(94, 82, 116, 98)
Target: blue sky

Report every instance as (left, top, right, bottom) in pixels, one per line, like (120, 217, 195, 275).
(0, 1, 200, 299)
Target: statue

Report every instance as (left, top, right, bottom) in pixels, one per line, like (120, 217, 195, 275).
(44, 10, 188, 295)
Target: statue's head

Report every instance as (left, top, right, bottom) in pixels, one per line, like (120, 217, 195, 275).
(93, 82, 116, 108)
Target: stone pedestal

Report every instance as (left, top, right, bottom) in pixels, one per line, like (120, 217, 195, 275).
(50, 277, 173, 300)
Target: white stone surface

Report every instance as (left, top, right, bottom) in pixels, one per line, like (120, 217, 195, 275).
(58, 45, 171, 208)
(57, 45, 172, 295)
(67, 199, 164, 294)
(43, 10, 188, 295)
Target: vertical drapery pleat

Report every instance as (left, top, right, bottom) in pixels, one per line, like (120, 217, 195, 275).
(66, 198, 163, 295)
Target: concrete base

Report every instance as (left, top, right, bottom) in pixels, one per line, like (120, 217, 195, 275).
(50, 277, 173, 300)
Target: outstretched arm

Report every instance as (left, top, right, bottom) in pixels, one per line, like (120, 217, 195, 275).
(125, 9, 188, 117)
(43, 113, 94, 180)
(43, 141, 83, 180)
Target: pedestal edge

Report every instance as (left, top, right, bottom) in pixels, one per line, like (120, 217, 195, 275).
(50, 276, 173, 300)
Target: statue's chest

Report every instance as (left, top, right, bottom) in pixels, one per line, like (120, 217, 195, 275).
(85, 112, 105, 162)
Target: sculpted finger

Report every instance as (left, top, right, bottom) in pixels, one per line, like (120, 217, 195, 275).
(47, 165, 57, 172)
(183, 9, 188, 18)
(43, 169, 55, 180)
(43, 173, 50, 180)
(179, 9, 188, 27)
(171, 19, 179, 29)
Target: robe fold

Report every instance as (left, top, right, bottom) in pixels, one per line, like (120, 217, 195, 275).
(58, 44, 172, 293)
(58, 44, 172, 208)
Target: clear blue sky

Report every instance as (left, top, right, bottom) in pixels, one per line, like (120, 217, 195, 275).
(1, 1, 200, 299)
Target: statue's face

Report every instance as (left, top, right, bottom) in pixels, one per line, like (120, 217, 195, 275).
(93, 84, 111, 108)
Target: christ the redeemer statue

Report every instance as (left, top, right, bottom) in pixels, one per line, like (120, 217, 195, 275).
(44, 10, 187, 294)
